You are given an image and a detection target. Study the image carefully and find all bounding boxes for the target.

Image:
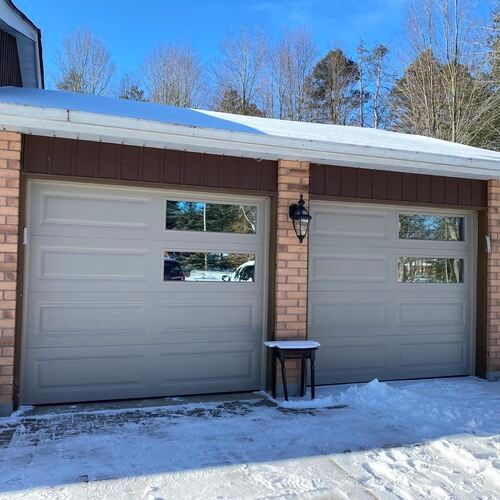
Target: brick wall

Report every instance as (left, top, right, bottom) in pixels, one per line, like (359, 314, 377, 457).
(487, 180, 500, 380)
(273, 160, 310, 390)
(0, 131, 21, 416)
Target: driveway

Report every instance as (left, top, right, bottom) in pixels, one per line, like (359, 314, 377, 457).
(0, 377, 499, 499)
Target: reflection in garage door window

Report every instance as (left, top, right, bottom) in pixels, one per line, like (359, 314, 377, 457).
(398, 257, 464, 283)
(164, 251, 255, 282)
(166, 201, 257, 234)
(399, 214, 464, 241)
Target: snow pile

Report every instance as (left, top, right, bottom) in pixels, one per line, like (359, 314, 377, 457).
(0, 406, 33, 428)
(276, 378, 498, 438)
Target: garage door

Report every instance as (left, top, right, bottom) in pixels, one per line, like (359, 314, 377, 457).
(21, 180, 268, 405)
(308, 202, 475, 384)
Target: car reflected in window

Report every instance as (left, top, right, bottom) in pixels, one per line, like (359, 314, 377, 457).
(163, 258, 186, 281)
(222, 261, 254, 282)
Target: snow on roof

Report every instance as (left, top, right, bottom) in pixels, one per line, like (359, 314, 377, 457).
(0, 87, 499, 179)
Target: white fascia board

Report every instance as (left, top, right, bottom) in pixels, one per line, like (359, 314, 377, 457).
(0, 104, 499, 180)
(0, 2, 38, 41)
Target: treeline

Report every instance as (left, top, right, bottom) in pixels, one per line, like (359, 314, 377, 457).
(53, 0, 499, 150)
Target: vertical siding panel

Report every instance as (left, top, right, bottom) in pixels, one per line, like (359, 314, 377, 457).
(240, 157, 258, 190)
(98, 143, 120, 179)
(51, 138, 74, 176)
(183, 151, 203, 185)
(341, 167, 357, 197)
(120, 145, 141, 181)
(203, 154, 221, 188)
(162, 150, 183, 184)
(22, 135, 50, 173)
(372, 170, 388, 200)
(259, 160, 278, 192)
(402, 173, 417, 202)
(457, 178, 472, 206)
(142, 148, 162, 183)
(357, 168, 373, 198)
(0, 30, 22, 87)
(416, 175, 432, 204)
(471, 180, 486, 207)
(74, 140, 98, 177)
(221, 156, 239, 189)
(387, 172, 403, 201)
(444, 177, 459, 205)
(325, 165, 341, 196)
(309, 164, 325, 195)
(431, 176, 446, 204)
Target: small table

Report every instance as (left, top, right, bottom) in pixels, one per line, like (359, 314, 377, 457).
(264, 341, 320, 401)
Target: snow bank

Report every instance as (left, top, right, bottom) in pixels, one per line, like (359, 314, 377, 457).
(0, 406, 33, 427)
(274, 378, 499, 437)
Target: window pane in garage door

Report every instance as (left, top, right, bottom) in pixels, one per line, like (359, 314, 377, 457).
(166, 200, 257, 234)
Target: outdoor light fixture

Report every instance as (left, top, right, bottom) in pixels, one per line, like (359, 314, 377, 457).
(289, 194, 312, 243)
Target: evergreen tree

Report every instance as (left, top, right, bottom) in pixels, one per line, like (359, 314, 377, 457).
(306, 49, 360, 125)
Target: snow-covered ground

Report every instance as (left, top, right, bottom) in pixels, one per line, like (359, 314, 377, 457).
(0, 377, 499, 499)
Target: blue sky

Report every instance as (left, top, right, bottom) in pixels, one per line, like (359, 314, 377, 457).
(15, 0, 494, 88)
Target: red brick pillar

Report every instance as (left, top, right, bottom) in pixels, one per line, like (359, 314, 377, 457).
(0, 131, 21, 416)
(273, 160, 310, 392)
(487, 180, 500, 381)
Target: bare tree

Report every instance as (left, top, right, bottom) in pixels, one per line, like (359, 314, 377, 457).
(213, 30, 269, 116)
(370, 45, 390, 129)
(144, 44, 205, 108)
(55, 27, 115, 95)
(273, 28, 317, 121)
(392, 0, 499, 147)
(357, 40, 369, 127)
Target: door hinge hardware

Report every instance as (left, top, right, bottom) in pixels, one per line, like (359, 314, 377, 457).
(23, 226, 28, 245)
(486, 235, 492, 254)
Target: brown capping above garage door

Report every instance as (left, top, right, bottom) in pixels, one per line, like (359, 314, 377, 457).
(310, 163, 487, 208)
(22, 135, 278, 193)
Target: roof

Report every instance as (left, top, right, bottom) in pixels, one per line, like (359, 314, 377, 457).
(0, 87, 499, 179)
(0, 0, 44, 88)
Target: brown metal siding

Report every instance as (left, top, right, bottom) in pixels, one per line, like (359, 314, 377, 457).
(0, 30, 22, 87)
(22, 136, 278, 193)
(310, 163, 487, 208)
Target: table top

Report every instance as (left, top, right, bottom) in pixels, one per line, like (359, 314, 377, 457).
(264, 341, 320, 349)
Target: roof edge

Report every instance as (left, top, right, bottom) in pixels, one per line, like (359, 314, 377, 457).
(0, 101, 499, 180)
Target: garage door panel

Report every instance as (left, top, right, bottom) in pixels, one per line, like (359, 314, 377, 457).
(31, 183, 157, 239)
(159, 300, 255, 332)
(310, 254, 387, 284)
(398, 339, 468, 370)
(311, 206, 391, 241)
(309, 201, 474, 384)
(156, 343, 259, 389)
(24, 292, 148, 348)
(22, 346, 151, 405)
(316, 342, 389, 384)
(310, 299, 388, 329)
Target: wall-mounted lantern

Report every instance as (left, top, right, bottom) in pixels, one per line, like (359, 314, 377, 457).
(289, 194, 312, 243)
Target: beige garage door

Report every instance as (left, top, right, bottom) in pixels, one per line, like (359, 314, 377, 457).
(21, 180, 268, 405)
(309, 201, 475, 384)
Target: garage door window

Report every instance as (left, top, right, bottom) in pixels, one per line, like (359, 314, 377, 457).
(166, 200, 257, 234)
(399, 214, 464, 241)
(164, 251, 255, 282)
(398, 257, 464, 283)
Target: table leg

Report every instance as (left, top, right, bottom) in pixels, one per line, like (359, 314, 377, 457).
(279, 353, 289, 401)
(310, 351, 316, 400)
(300, 358, 306, 397)
(272, 352, 277, 399)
